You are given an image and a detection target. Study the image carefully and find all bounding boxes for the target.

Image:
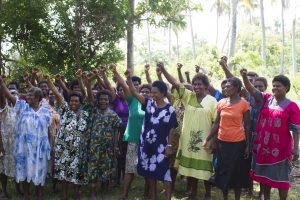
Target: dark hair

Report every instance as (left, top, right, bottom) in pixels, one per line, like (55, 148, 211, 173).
(96, 89, 112, 103)
(69, 80, 79, 90)
(227, 77, 243, 93)
(116, 83, 122, 91)
(247, 71, 258, 77)
(131, 76, 141, 85)
(152, 80, 168, 96)
(54, 83, 61, 90)
(69, 92, 83, 104)
(255, 77, 268, 88)
(8, 80, 19, 90)
(272, 75, 290, 93)
(38, 80, 48, 87)
(221, 79, 228, 86)
(28, 87, 43, 101)
(191, 73, 210, 88)
(139, 84, 152, 93)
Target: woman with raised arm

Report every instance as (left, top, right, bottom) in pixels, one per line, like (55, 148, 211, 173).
(99, 65, 129, 185)
(125, 69, 178, 200)
(158, 62, 217, 200)
(84, 70, 122, 199)
(47, 74, 89, 200)
(240, 70, 300, 200)
(110, 64, 151, 200)
(203, 77, 250, 200)
(0, 76, 52, 200)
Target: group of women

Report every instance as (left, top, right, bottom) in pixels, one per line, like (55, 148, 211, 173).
(0, 56, 299, 200)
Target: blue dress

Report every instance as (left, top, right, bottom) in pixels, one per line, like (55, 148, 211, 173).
(14, 99, 52, 186)
(137, 99, 178, 181)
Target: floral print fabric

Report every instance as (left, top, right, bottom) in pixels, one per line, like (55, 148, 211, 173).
(14, 99, 52, 186)
(54, 101, 88, 185)
(137, 98, 178, 182)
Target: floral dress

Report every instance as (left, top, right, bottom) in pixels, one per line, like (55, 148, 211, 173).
(14, 99, 52, 186)
(86, 103, 122, 182)
(54, 101, 89, 185)
(137, 98, 178, 181)
(0, 102, 18, 177)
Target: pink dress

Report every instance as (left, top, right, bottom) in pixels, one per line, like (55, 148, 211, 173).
(251, 94, 300, 189)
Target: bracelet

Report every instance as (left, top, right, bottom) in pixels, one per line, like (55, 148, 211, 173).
(166, 144, 172, 147)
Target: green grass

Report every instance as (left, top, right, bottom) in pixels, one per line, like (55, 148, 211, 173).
(2, 175, 299, 200)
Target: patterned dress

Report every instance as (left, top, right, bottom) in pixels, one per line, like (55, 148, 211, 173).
(14, 99, 52, 186)
(251, 94, 300, 189)
(54, 101, 89, 185)
(0, 102, 18, 177)
(86, 104, 122, 182)
(137, 98, 178, 181)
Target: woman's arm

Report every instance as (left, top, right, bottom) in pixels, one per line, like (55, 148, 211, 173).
(0, 76, 17, 106)
(55, 74, 70, 98)
(144, 64, 152, 84)
(100, 65, 116, 101)
(184, 71, 191, 84)
(203, 112, 221, 149)
(75, 69, 87, 97)
(110, 64, 131, 100)
(157, 62, 180, 90)
(83, 73, 94, 104)
(177, 63, 185, 83)
(243, 110, 251, 159)
(125, 70, 146, 106)
(45, 74, 64, 106)
(293, 132, 299, 161)
(219, 56, 234, 79)
(240, 68, 263, 102)
(165, 128, 175, 157)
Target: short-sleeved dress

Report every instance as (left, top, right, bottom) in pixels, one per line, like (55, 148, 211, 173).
(86, 103, 122, 181)
(137, 98, 178, 181)
(251, 94, 300, 189)
(54, 101, 89, 185)
(14, 99, 52, 186)
(0, 102, 18, 177)
(174, 85, 217, 180)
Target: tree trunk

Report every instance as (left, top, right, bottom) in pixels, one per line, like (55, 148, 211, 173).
(168, 22, 172, 61)
(175, 29, 180, 61)
(216, 0, 220, 46)
(147, 21, 151, 63)
(75, 0, 84, 70)
(228, 0, 238, 58)
(292, 16, 297, 75)
(260, 0, 267, 66)
(127, 0, 135, 71)
(188, 6, 196, 62)
(280, 0, 285, 74)
(0, 0, 3, 75)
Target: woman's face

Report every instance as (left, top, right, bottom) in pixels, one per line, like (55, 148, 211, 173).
(151, 87, 164, 102)
(140, 87, 151, 99)
(98, 94, 110, 110)
(254, 80, 267, 92)
(26, 91, 40, 106)
(272, 81, 287, 98)
(49, 90, 56, 105)
(224, 82, 238, 97)
(192, 79, 207, 95)
(117, 87, 125, 99)
(69, 96, 81, 112)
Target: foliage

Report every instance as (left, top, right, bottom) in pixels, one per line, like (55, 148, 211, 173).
(1, 0, 128, 80)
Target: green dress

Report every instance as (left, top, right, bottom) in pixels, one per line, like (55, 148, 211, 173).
(86, 104, 122, 182)
(175, 85, 217, 180)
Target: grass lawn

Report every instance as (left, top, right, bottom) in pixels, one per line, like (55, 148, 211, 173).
(2, 175, 299, 200)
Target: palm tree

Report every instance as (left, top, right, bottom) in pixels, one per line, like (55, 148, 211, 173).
(127, 0, 135, 71)
(259, 0, 267, 66)
(280, 0, 289, 74)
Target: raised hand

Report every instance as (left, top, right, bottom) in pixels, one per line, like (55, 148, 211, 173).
(75, 69, 82, 78)
(156, 62, 165, 71)
(195, 65, 200, 73)
(124, 69, 132, 79)
(55, 74, 62, 82)
(23, 72, 30, 82)
(177, 63, 183, 70)
(43, 73, 50, 80)
(109, 63, 117, 73)
(156, 67, 162, 76)
(240, 68, 248, 77)
(32, 67, 40, 75)
(144, 64, 150, 72)
(219, 56, 228, 68)
(100, 64, 107, 73)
